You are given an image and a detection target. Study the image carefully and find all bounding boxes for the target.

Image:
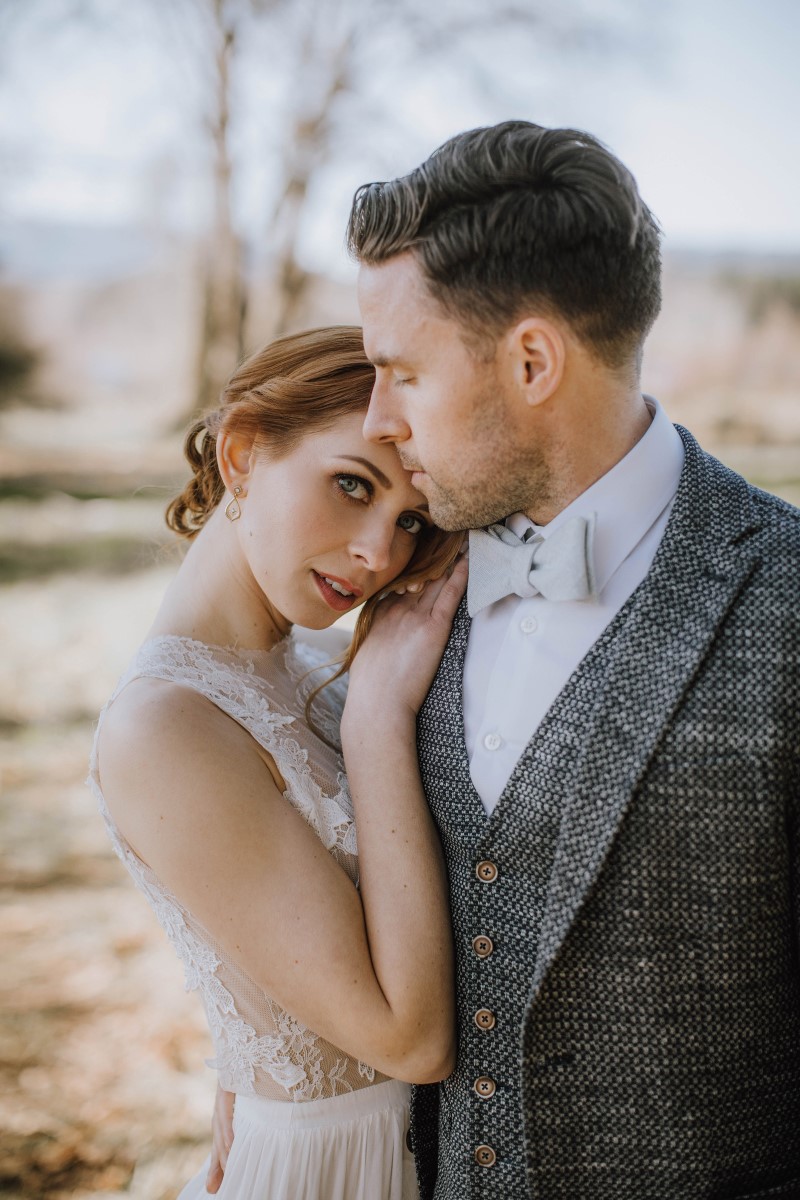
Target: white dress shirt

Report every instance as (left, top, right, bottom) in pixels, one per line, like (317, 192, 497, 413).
(463, 397, 685, 816)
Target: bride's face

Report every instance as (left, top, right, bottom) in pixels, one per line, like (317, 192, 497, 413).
(229, 409, 432, 629)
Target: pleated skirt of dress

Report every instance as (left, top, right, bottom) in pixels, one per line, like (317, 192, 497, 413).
(177, 1078, 419, 1200)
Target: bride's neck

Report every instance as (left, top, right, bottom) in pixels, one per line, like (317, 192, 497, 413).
(147, 508, 290, 652)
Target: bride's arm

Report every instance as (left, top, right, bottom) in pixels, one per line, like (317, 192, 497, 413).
(339, 562, 465, 1078)
(96, 559, 465, 1084)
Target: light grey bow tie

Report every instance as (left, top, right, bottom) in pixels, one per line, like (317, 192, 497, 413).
(467, 514, 597, 617)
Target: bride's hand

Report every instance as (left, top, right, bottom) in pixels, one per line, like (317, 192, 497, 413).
(343, 555, 467, 729)
(205, 1084, 235, 1193)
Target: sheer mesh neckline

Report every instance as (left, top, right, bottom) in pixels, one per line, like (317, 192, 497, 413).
(139, 631, 296, 671)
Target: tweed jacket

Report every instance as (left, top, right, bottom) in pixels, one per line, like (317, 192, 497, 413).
(411, 427, 800, 1200)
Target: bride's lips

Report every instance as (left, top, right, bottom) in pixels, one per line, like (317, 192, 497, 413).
(312, 570, 362, 612)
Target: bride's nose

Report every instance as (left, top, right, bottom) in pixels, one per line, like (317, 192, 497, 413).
(349, 517, 394, 574)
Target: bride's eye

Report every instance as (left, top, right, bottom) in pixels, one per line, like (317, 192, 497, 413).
(336, 474, 370, 501)
(397, 512, 425, 535)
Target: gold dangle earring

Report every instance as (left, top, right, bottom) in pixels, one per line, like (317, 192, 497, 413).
(225, 485, 243, 522)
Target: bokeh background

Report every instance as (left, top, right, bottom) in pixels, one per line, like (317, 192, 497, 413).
(1, 1, 799, 1196)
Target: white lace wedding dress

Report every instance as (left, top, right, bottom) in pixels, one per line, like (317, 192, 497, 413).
(89, 634, 418, 1200)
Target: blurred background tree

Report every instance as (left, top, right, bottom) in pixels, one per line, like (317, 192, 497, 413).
(154, 0, 660, 414)
(0, 284, 42, 412)
(0, 0, 662, 416)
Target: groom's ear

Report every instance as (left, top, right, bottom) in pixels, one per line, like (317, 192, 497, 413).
(216, 430, 255, 494)
(508, 317, 565, 408)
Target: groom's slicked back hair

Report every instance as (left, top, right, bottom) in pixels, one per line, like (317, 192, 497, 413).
(347, 121, 662, 369)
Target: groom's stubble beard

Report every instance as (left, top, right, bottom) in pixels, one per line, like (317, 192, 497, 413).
(418, 376, 554, 532)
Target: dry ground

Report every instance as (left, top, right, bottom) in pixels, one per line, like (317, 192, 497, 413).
(1, 549, 219, 1199)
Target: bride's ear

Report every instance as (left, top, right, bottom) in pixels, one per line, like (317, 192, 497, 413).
(217, 430, 255, 496)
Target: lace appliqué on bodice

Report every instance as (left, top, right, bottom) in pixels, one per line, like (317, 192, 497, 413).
(89, 635, 381, 1100)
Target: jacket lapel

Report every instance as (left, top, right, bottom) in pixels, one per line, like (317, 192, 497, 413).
(530, 428, 763, 1000)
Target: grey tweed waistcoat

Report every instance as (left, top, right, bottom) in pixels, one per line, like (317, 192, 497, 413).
(411, 427, 800, 1200)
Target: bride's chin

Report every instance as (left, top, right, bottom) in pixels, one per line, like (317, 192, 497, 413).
(292, 602, 344, 631)
(303, 615, 339, 630)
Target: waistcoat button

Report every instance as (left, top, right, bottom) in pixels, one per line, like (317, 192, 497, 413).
(475, 1008, 496, 1030)
(476, 860, 498, 883)
(474, 1076, 496, 1099)
(405, 1128, 413, 1152)
(475, 1144, 497, 1167)
(472, 934, 494, 958)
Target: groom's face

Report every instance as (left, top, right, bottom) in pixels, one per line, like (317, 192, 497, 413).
(358, 252, 541, 531)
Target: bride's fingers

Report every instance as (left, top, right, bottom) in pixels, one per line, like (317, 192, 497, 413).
(207, 1123, 229, 1189)
(206, 1085, 235, 1192)
(206, 1157, 224, 1193)
(426, 556, 468, 615)
(373, 557, 465, 621)
(409, 555, 467, 616)
(385, 579, 426, 599)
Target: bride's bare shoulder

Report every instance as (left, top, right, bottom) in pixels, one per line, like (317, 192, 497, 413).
(100, 676, 220, 749)
(97, 676, 254, 803)
(97, 675, 280, 868)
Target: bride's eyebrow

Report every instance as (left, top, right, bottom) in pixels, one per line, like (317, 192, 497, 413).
(333, 456, 430, 512)
(333, 455, 391, 488)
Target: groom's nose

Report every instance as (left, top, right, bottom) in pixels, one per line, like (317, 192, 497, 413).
(362, 380, 411, 445)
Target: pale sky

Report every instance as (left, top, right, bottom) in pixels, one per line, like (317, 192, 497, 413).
(0, 0, 798, 276)
(600, 0, 800, 250)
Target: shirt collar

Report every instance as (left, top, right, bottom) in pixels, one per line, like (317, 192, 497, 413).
(505, 396, 685, 596)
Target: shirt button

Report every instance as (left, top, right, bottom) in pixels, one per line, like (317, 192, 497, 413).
(475, 1144, 497, 1167)
(483, 732, 502, 751)
(475, 1008, 496, 1030)
(474, 1076, 497, 1099)
(520, 615, 538, 633)
(472, 934, 494, 958)
(475, 861, 498, 883)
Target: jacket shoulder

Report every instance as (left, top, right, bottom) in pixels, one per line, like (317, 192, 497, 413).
(749, 480, 800, 533)
(676, 424, 800, 549)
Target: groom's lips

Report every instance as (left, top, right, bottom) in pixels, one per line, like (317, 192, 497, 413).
(400, 458, 427, 486)
(398, 454, 428, 490)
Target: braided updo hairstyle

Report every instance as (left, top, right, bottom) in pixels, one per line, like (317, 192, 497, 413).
(167, 326, 377, 539)
(165, 325, 462, 729)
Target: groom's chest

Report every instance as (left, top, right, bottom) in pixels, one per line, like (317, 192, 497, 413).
(417, 596, 621, 847)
